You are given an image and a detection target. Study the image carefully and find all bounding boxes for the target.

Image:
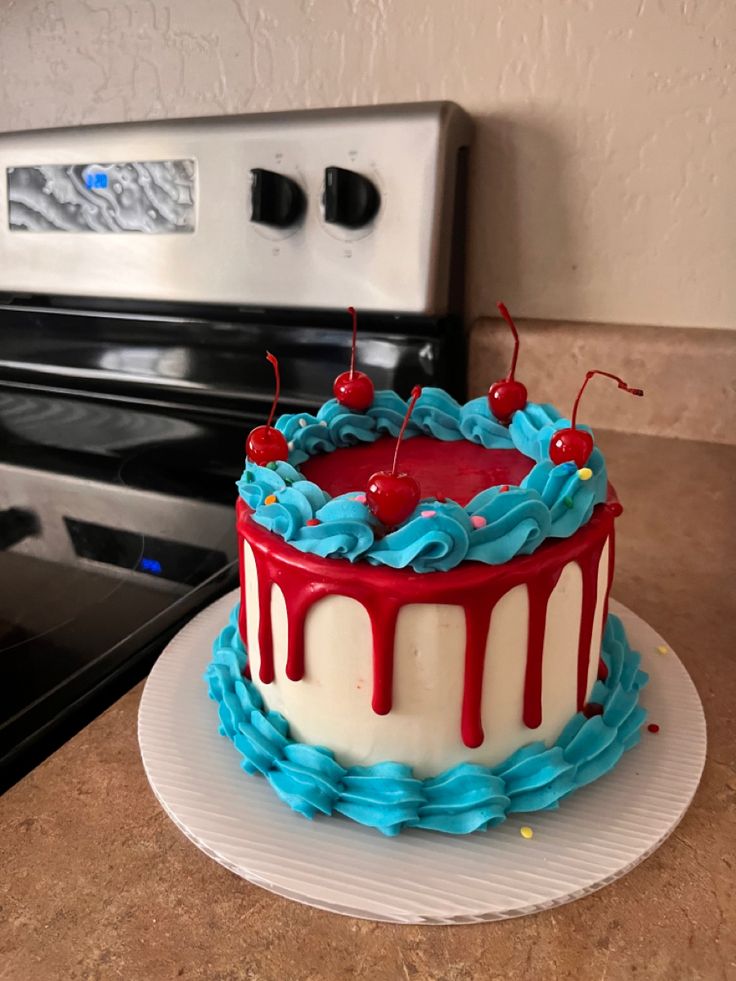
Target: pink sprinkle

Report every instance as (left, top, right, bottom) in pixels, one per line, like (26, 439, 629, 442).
(352, 494, 367, 503)
(420, 509, 437, 518)
(471, 515, 487, 529)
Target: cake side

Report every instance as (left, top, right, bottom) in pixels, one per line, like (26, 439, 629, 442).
(206, 606, 648, 835)
(237, 495, 619, 776)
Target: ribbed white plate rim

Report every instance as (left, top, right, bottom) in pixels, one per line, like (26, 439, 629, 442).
(138, 591, 706, 924)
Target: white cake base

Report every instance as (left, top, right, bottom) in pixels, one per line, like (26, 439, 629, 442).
(138, 590, 706, 924)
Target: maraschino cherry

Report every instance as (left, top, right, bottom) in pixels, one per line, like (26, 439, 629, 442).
(366, 386, 422, 527)
(488, 301, 528, 424)
(333, 305, 375, 411)
(550, 370, 644, 468)
(246, 351, 289, 465)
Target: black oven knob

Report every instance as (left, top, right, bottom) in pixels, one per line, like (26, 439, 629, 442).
(0, 507, 39, 550)
(250, 169, 304, 227)
(323, 167, 379, 228)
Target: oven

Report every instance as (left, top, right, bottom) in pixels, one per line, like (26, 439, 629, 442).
(0, 100, 471, 788)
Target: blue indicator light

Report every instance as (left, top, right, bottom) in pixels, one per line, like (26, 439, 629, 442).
(140, 556, 162, 575)
(85, 172, 108, 190)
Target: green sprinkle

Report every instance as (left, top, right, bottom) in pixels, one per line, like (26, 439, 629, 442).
(563, 496, 574, 509)
(244, 472, 254, 483)
(283, 478, 292, 486)
(266, 461, 277, 470)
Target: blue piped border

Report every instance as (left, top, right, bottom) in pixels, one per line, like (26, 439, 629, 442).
(238, 389, 609, 574)
(205, 606, 649, 837)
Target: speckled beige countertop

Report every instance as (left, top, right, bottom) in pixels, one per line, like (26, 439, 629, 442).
(2, 431, 735, 981)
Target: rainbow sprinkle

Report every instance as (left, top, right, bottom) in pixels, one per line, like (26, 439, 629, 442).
(577, 467, 593, 481)
(657, 645, 669, 655)
(264, 494, 278, 505)
(420, 509, 437, 518)
(520, 826, 534, 839)
(470, 515, 487, 529)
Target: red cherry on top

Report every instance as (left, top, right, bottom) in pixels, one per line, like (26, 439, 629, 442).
(333, 306, 375, 411)
(488, 301, 528, 425)
(550, 370, 644, 468)
(549, 428, 594, 469)
(246, 351, 289, 465)
(366, 385, 422, 527)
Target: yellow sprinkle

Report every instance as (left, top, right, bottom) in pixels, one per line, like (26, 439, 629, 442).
(520, 826, 534, 839)
(264, 494, 278, 505)
(577, 467, 593, 481)
(657, 644, 669, 655)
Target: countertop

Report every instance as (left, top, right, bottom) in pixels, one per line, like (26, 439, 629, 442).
(2, 431, 734, 981)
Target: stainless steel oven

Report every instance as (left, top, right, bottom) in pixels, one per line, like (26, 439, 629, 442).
(0, 101, 471, 787)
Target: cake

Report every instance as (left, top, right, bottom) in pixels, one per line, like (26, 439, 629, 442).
(205, 306, 649, 836)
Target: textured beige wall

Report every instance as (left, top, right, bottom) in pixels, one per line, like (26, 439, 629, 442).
(0, 1, 733, 329)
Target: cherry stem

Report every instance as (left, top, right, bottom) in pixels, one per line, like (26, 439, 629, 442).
(571, 370, 644, 430)
(347, 305, 358, 377)
(496, 301, 520, 380)
(265, 351, 281, 430)
(392, 385, 422, 475)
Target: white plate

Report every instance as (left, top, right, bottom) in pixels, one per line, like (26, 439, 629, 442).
(138, 591, 706, 924)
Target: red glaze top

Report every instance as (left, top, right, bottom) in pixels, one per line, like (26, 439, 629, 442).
(301, 436, 535, 506)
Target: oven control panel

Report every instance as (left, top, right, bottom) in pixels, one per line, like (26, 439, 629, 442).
(0, 102, 471, 315)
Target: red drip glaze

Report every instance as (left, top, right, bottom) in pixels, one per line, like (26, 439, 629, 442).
(460, 597, 494, 747)
(367, 599, 401, 714)
(284, 586, 328, 682)
(575, 535, 607, 711)
(597, 499, 621, 684)
(237, 481, 619, 747)
(256, 559, 275, 684)
(523, 568, 562, 729)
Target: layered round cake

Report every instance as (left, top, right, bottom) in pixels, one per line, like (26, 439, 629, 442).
(206, 374, 649, 835)
(206, 307, 647, 836)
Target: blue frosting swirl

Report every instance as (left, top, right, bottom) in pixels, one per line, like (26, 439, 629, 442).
(367, 390, 421, 437)
(411, 387, 463, 441)
(465, 487, 551, 564)
(459, 396, 515, 449)
(205, 606, 649, 836)
(241, 390, 609, 573)
(368, 500, 472, 573)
